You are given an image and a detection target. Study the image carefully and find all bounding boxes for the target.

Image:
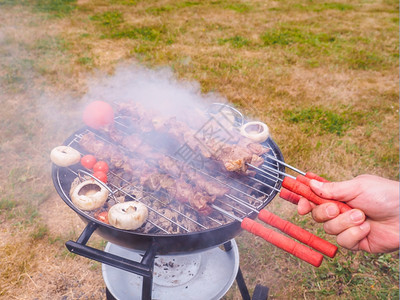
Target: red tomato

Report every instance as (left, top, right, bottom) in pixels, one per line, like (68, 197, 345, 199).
(93, 161, 109, 173)
(83, 101, 114, 129)
(93, 171, 107, 183)
(80, 155, 97, 169)
(95, 211, 109, 224)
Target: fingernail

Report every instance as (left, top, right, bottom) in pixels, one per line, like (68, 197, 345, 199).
(326, 204, 339, 217)
(350, 210, 364, 222)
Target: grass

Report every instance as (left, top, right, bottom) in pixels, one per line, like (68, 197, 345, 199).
(34, 0, 76, 17)
(261, 27, 336, 46)
(270, 2, 355, 12)
(311, 252, 399, 298)
(90, 11, 124, 28)
(218, 36, 250, 48)
(0, 0, 398, 298)
(284, 106, 363, 136)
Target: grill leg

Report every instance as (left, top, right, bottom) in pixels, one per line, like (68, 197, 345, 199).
(142, 277, 152, 300)
(235, 267, 251, 300)
(140, 244, 157, 300)
(106, 288, 116, 300)
(223, 241, 250, 300)
(252, 284, 269, 300)
(223, 241, 268, 300)
(67, 224, 158, 300)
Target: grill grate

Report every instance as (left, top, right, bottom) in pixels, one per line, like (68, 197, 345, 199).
(55, 116, 284, 235)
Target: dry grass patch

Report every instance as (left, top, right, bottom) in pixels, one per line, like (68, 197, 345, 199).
(0, 236, 105, 299)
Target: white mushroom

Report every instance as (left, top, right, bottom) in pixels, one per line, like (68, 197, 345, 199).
(108, 201, 148, 230)
(240, 121, 270, 143)
(50, 146, 81, 167)
(71, 179, 109, 211)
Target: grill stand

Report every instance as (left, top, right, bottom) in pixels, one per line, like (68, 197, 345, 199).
(66, 222, 269, 300)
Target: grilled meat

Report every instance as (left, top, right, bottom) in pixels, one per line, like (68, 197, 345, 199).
(79, 132, 218, 214)
(158, 156, 183, 178)
(79, 102, 268, 215)
(115, 102, 266, 174)
(189, 193, 215, 215)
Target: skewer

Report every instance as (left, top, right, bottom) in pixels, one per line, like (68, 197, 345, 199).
(263, 149, 305, 175)
(244, 165, 302, 204)
(263, 146, 329, 182)
(249, 163, 294, 180)
(246, 163, 352, 213)
(263, 151, 299, 173)
(210, 204, 337, 267)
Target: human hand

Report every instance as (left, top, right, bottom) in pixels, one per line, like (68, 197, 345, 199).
(297, 174, 399, 253)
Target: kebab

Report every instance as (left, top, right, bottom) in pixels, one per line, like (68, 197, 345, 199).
(78, 102, 276, 216)
(115, 102, 268, 174)
(78, 131, 221, 214)
(91, 103, 269, 212)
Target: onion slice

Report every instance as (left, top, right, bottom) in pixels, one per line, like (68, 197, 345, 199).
(50, 146, 81, 167)
(240, 121, 270, 143)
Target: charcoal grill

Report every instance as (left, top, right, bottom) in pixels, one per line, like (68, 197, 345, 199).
(51, 103, 330, 299)
(52, 114, 286, 253)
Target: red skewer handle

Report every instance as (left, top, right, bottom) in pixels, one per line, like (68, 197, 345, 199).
(279, 172, 329, 205)
(258, 210, 337, 258)
(295, 175, 352, 213)
(241, 218, 323, 267)
(282, 177, 352, 213)
(279, 188, 301, 204)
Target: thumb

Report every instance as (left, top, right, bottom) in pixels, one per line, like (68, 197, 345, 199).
(310, 179, 360, 202)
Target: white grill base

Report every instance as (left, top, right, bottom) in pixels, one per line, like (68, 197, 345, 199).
(102, 240, 239, 300)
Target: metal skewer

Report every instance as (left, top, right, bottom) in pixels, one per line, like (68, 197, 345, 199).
(247, 163, 295, 180)
(247, 162, 352, 213)
(262, 147, 306, 175)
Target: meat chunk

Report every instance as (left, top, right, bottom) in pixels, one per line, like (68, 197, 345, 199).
(189, 193, 215, 215)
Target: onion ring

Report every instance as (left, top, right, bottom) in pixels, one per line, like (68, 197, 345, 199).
(108, 201, 148, 230)
(71, 179, 109, 211)
(240, 121, 270, 143)
(50, 146, 81, 167)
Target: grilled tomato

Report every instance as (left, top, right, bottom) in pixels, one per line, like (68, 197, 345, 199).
(83, 101, 114, 129)
(95, 211, 109, 224)
(93, 171, 108, 183)
(93, 161, 109, 173)
(80, 154, 97, 169)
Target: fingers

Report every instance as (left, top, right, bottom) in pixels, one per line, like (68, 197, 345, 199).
(300, 202, 371, 251)
(297, 198, 315, 215)
(323, 209, 366, 234)
(336, 222, 371, 251)
(311, 203, 340, 222)
(316, 207, 370, 251)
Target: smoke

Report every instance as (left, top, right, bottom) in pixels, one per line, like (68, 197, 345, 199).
(81, 63, 228, 120)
